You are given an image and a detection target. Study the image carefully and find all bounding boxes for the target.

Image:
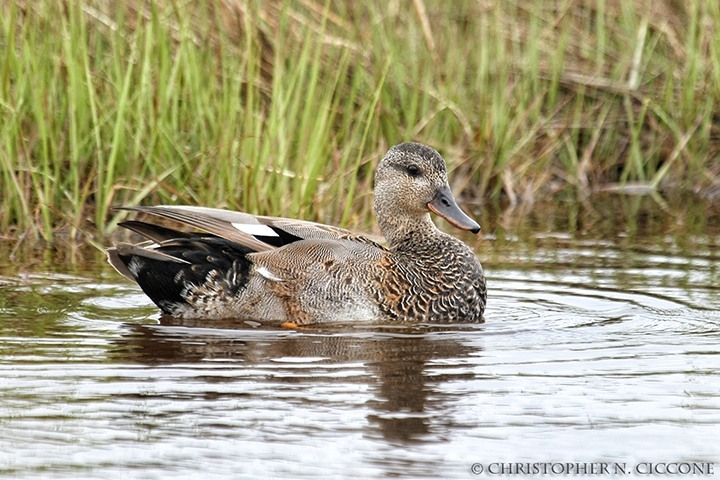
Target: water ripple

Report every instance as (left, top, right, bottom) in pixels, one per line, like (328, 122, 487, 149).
(1, 239, 720, 478)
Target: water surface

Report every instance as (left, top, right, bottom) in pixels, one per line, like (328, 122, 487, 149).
(1, 196, 719, 478)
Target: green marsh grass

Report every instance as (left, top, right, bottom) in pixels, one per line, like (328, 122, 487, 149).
(1, 0, 719, 244)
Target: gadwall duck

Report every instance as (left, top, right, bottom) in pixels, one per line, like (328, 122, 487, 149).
(107, 142, 486, 325)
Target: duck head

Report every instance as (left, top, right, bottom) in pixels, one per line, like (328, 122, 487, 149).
(373, 142, 480, 236)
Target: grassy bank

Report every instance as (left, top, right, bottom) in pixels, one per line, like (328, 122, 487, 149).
(1, 0, 719, 244)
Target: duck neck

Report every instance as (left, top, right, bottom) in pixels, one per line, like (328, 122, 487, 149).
(376, 210, 441, 252)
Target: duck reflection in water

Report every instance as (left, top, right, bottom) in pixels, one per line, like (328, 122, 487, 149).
(112, 317, 482, 443)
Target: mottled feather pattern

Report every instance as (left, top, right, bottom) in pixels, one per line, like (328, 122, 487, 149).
(372, 232, 485, 323)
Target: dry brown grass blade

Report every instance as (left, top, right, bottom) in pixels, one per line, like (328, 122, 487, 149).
(412, 0, 439, 65)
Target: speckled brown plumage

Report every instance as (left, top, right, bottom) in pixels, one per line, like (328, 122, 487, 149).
(107, 142, 487, 325)
(371, 234, 486, 322)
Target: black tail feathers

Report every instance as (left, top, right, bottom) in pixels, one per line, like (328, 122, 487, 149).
(109, 223, 256, 316)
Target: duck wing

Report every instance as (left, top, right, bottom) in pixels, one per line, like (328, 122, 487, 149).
(115, 205, 383, 252)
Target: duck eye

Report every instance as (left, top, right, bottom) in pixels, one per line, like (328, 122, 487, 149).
(406, 165, 421, 177)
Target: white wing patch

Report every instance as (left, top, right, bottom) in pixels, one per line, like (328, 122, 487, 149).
(256, 266, 284, 282)
(231, 222, 279, 237)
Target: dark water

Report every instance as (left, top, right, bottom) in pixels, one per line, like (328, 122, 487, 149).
(1, 196, 719, 479)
